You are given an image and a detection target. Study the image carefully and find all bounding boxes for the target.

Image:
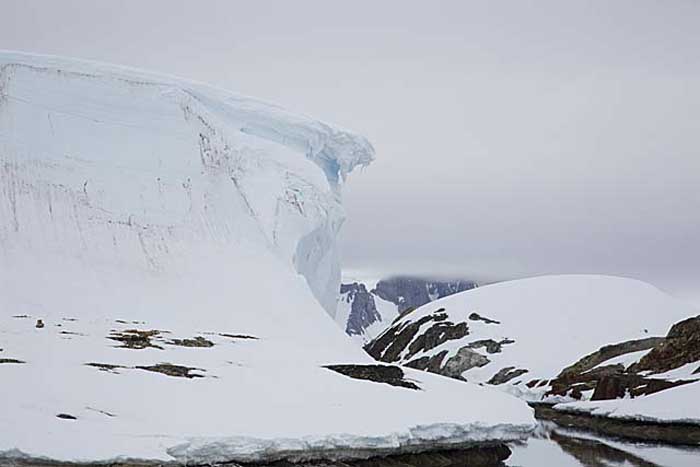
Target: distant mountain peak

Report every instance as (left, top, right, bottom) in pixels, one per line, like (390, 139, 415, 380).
(336, 274, 478, 341)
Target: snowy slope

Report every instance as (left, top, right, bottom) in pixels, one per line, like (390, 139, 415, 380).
(0, 51, 534, 464)
(365, 275, 698, 401)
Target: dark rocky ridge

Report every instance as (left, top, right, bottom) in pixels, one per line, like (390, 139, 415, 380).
(340, 282, 381, 336)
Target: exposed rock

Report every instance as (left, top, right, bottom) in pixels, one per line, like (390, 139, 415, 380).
(405, 321, 469, 360)
(442, 347, 490, 379)
(219, 333, 259, 340)
(108, 329, 164, 350)
(373, 277, 477, 314)
(365, 307, 513, 381)
(591, 375, 692, 401)
(365, 309, 469, 364)
(0, 358, 25, 364)
(557, 337, 663, 378)
(337, 276, 478, 339)
(135, 363, 204, 379)
(487, 367, 529, 385)
(167, 336, 214, 348)
(324, 364, 420, 390)
(548, 317, 700, 401)
(85, 362, 127, 373)
(404, 346, 492, 380)
(467, 338, 514, 354)
(364, 314, 435, 362)
(341, 282, 382, 336)
(56, 413, 77, 420)
(405, 350, 450, 374)
(630, 315, 700, 375)
(35, 319, 44, 329)
(86, 407, 116, 418)
(468, 312, 500, 325)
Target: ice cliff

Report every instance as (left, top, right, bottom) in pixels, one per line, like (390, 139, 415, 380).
(0, 50, 372, 315)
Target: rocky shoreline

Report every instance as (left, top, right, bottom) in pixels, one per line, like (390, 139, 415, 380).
(532, 403, 700, 446)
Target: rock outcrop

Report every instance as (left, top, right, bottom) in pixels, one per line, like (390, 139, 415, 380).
(340, 283, 382, 336)
(547, 315, 700, 401)
(629, 315, 700, 375)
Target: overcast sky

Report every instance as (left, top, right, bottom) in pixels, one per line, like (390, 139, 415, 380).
(2, 0, 699, 304)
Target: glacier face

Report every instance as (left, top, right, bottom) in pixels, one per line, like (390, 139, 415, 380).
(0, 51, 373, 315)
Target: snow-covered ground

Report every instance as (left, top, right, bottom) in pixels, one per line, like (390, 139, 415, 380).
(554, 381, 700, 425)
(367, 274, 698, 401)
(0, 51, 534, 464)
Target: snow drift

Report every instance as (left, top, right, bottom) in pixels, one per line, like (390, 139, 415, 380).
(0, 52, 534, 464)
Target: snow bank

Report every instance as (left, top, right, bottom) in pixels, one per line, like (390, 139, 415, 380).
(553, 381, 700, 425)
(0, 51, 534, 464)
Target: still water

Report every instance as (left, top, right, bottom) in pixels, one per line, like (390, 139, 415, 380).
(508, 421, 700, 467)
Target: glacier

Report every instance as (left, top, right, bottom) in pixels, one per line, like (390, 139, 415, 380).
(0, 51, 535, 464)
(0, 51, 372, 316)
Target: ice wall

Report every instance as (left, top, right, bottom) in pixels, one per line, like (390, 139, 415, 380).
(0, 51, 374, 315)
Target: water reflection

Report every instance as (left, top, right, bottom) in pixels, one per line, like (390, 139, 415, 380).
(508, 421, 700, 467)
